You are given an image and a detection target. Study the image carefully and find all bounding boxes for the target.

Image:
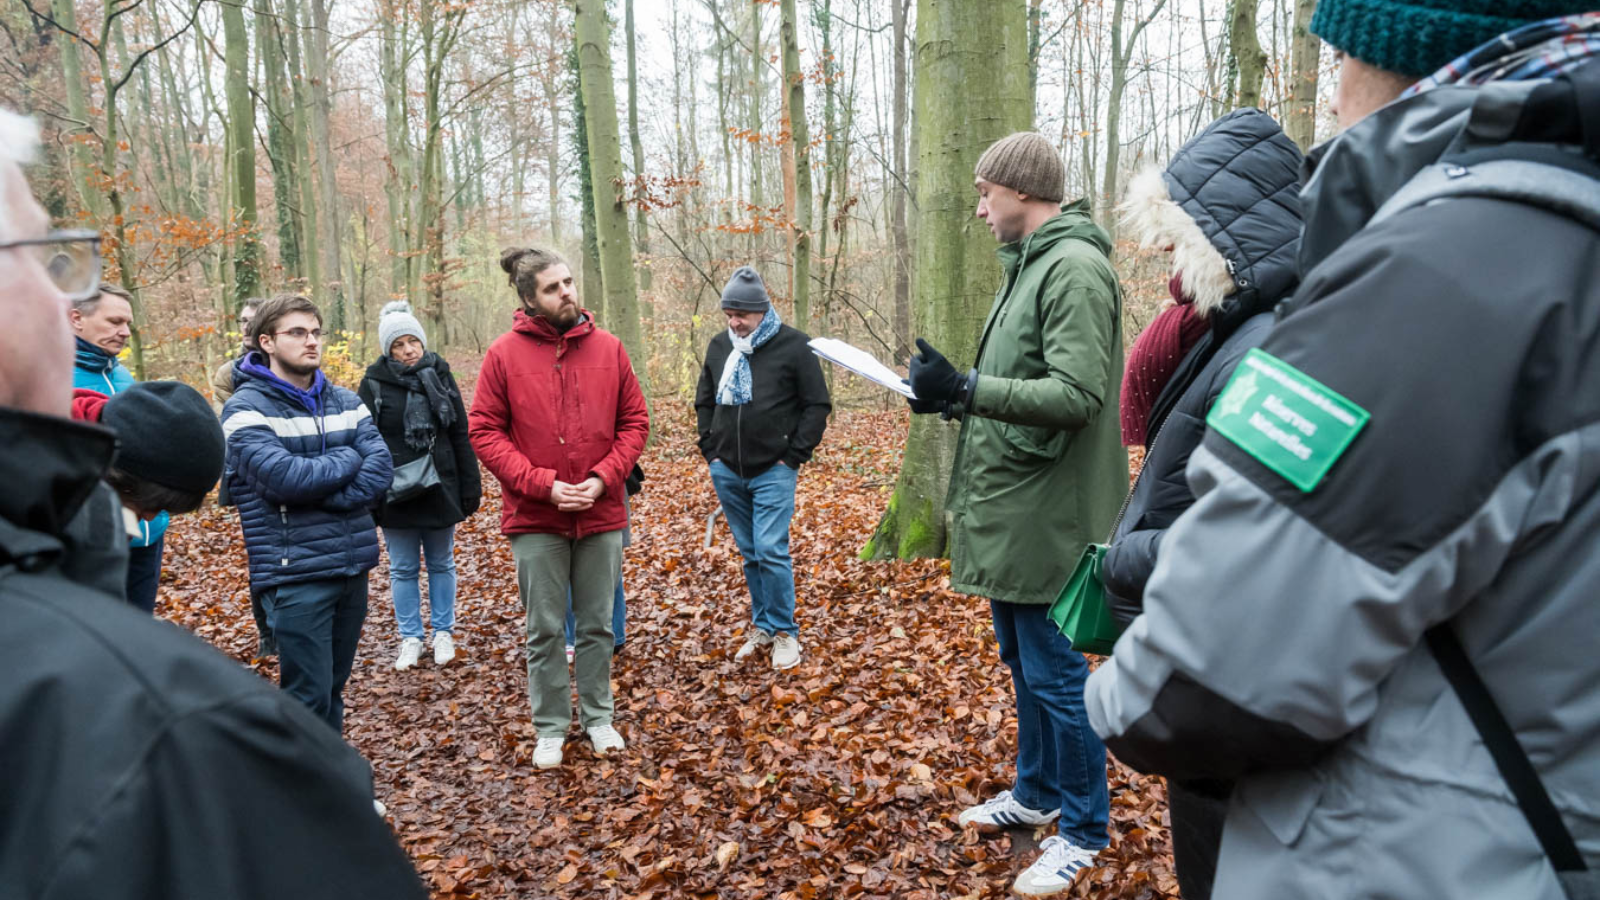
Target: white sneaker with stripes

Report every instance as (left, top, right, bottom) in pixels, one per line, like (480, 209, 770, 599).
(1012, 835, 1100, 896)
(956, 789, 1059, 833)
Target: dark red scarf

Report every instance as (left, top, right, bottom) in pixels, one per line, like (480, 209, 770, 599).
(1120, 275, 1209, 446)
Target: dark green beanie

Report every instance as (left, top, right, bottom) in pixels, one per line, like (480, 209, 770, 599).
(1311, 0, 1594, 77)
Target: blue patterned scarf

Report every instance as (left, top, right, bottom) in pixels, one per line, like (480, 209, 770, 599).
(715, 306, 782, 405)
(1402, 13, 1600, 98)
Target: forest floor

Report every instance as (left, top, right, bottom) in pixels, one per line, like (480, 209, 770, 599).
(162, 405, 1176, 900)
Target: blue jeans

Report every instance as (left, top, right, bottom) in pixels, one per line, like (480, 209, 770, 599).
(709, 459, 798, 636)
(125, 536, 164, 614)
(262, 575, 369, 733)
(565, 576, 626, 648)
(383, 526, 457, 640)
(991, 599, 1110, 849)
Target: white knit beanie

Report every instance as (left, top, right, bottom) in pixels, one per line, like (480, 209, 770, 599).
(378, 300, 427, 354)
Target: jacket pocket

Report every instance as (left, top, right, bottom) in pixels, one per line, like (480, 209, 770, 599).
(1001, 422, 1068, 465)
(1233, 767, 1325, 847)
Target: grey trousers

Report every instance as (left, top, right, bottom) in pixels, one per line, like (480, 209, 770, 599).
(512, 530, 623, 738)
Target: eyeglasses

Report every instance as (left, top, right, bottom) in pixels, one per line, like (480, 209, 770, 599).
(273, 328, 324, 341)
(0, 229, 102, 302)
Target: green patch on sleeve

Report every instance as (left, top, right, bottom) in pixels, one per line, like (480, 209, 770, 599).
(1207, 348, 1370, 492)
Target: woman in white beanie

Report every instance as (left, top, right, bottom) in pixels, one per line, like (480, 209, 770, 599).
(358, 301, 481, 670)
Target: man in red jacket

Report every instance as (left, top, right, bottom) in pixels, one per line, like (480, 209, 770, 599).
(470, 247, 649, 771)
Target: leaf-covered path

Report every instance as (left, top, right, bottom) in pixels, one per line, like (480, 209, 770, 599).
(161, 408, 1176, 899)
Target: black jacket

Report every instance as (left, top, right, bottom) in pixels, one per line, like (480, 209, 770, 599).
(1102, 108, 1303, 627)
(694, 323, 831, 477)
(0, 406, 426, 900)
(358, 356, 481, 530)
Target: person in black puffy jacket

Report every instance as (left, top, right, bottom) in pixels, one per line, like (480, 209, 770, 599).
(358, 301, 481, 671)
(1102, 107, 1304, 900)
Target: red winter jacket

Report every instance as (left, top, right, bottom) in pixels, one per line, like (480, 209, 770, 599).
(468, 310, 649, 538)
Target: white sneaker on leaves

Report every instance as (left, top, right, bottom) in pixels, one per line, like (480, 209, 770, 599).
(735, 629, 772, 661)
(1011, 835, 1099, 896)
(372, 799, 388, 817)
(534, 737, 564, 769)
(394, 637, 424, 671)
(771, 632, 802, 670)
(432, 631, 456, 666)
(588, 724, 626, 755)
(957, 790, 1060, 833)
(565, 644, 575, 665)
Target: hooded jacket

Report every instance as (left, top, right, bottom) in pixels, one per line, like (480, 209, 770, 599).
(468, 309, 649, 538)
(1102, 108, 1303, 626)
(358, 355, 481, 531)
(694, 322, 832, 477)
(70, 337, 167, 548)
(1086, 51, 1600, 900)
(0, 406, 426, 900)
(221, 352, 392, 591)
(943, 199, 1127, 604)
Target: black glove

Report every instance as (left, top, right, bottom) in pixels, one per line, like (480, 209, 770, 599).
(904, 379, 947, 415)
(908, 338, 970, 406)
(625, 463, 646, 496)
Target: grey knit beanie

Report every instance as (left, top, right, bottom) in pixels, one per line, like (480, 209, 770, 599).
(974, 132, 1066, 203)
(720, 266, 771, 312)
(378, 300, 426, 354)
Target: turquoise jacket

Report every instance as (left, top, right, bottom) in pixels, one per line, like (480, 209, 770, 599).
(72, 338, 169, 547)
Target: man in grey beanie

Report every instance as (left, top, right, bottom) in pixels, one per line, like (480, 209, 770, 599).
(694, 266, 831, 671)
(906, 131, 1125, 896)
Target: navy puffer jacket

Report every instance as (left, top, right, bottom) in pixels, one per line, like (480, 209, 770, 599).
(221, 353, 393, 591)
(1102, 108, 1303, 626)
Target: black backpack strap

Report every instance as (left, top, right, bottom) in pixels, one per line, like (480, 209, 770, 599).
(1370, 157, 1600, 235)
(1425, 624, 1587, 874)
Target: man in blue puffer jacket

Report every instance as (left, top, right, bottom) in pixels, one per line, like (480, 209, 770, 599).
(69, 284, 170, 612)
(222, 293, 392, 734)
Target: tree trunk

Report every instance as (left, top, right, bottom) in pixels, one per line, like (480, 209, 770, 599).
(625, 0, 652, 294)
(257, 0, 304, 282)
(575, 0, 646, 387)
(570, 33, 604, 322)
(890, 0, 911, 360)
(52, 0, 105, 219)
(863, 0, 1031, 560)
(1285, 0, 1320, 149)
(305, 0, 344, 327)
(1027, 0, 1044, 113)
(778, 0, 812, 331)
(1102, 0, 1170, 238)
(222, 0, 262, 305)
(379, 0, 415, 298)
(1230, 0, 1267, 109)
(282, 0, 323, 301)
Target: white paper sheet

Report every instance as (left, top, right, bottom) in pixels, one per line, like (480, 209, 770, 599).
(808, 337, 916, 398)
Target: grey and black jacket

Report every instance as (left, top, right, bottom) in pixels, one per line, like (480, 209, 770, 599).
(1086, 58, 1600, 899)
(0, 407, 426, 899)
(1102, 108, 1303, 626)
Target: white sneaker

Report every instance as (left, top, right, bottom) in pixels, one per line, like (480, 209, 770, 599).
(433, 631, 456, 666)
(735, 629, 772, 661)
(565, 644, 575, 664)
(534, 737, 564, 769)
(771, 632, 802, 670)
(394, 637, 424, 671)
(957, 789, 1060, 833)
(372, 799, 387, 817)
(588, 724, 626, 755)
(1012, 835, 1099, 896)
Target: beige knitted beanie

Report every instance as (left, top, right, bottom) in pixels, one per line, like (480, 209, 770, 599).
(974, 132, 1066, 203)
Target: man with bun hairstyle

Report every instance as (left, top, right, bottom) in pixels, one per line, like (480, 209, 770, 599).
(694, 265, 831, 672)
(470, 247, 648, 770)
(1087, 4, 1600, 898)
(906, 131, 1125, 896)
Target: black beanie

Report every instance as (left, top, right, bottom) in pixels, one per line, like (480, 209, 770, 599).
(100, 381, 225, 494)
(720, 266, 772, 312)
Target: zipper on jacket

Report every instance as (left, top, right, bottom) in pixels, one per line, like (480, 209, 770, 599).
(280, 504, 289, 566)
(1108, 422, 1166, 542)
(736, 405, 744, 478)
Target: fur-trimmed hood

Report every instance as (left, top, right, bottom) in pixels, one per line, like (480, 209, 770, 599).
(1120, 108, 1304, 316)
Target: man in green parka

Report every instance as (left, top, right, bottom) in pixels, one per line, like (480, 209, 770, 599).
(907, 131, 1124, 897)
